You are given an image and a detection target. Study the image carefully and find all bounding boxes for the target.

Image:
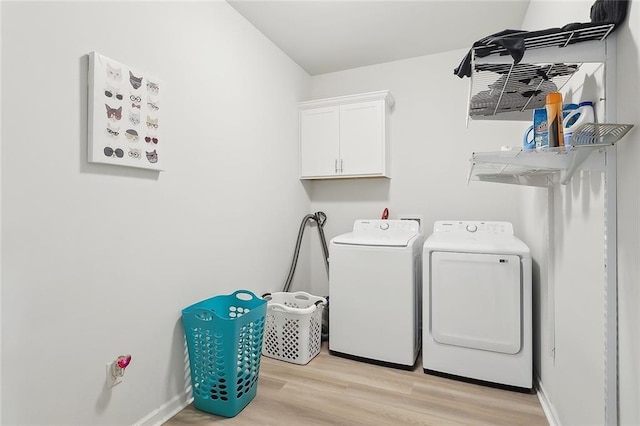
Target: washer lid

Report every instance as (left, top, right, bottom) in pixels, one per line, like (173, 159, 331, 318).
(332, 219, 420, 247)
(332, 231, 418, 247)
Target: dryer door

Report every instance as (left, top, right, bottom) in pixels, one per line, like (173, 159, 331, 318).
(430, 251, 522, 354)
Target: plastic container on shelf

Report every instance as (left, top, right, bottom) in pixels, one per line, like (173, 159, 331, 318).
(546, 92, 564, 147)
(181, 290, 267, 418)
(563, 101, 596, 147)
(261, 291, 327, 365)
(523, 108, 547, 149)
(563, 103, 579, 122)
(524, 104, 578, 150)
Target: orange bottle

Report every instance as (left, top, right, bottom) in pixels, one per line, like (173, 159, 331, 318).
(546, 92, 564, 147)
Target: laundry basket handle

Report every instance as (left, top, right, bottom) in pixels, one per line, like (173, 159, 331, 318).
(291, 291, 327, 305)
(267, 302, 321, 315)
(231, 290, 258, 301)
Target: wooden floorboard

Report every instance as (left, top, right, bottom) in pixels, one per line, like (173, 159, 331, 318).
(163, 344, 548, 425)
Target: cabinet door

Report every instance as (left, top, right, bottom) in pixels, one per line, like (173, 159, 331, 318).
(339, 101, 385, 176)
(300, 106, 340, 178)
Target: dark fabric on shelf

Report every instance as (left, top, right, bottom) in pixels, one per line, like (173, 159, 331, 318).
(454, 27, 572, 79)
(590, 0, 629, 25)
(454, 0, 630, 79)
(454, 29, 526, 79)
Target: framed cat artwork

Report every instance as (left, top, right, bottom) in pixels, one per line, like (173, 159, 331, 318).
(88, 51, 163, 171)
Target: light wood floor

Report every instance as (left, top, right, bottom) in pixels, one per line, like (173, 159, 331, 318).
(164, 344, 548, 425)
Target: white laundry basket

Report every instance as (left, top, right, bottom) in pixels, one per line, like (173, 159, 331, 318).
(262, 291, 327, 365)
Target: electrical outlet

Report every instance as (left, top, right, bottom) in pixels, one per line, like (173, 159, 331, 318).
(106, 361, 123, 388)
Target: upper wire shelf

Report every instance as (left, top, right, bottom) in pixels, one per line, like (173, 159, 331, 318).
(472, 23, 615, 58)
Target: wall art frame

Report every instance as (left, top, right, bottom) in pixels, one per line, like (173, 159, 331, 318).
(88, 51, 163, 171)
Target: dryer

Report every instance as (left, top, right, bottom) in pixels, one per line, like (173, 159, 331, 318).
(329, 219, 422, 369)
(423, 220, 532, 390)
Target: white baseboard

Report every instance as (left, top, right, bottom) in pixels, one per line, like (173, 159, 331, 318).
(134, 391, 193, 426)
(536, 374, 561, 426)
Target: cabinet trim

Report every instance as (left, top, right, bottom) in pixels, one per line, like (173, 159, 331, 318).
(299, 90, 395, 110)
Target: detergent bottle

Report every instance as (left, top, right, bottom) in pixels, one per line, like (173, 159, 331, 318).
(523, 108, 547, 150)
(563, 103, 579, 122)
(523, 125, 536, 150)
(563, 101, 596, 147)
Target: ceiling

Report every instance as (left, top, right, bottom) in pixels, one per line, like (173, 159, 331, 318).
(227, 0, 531, 76)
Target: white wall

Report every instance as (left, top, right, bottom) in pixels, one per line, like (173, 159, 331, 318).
(519, 63, 608, 426)
(519, 1, 633, 425)
(306, 51, 523, 301)
(0, 2, 310, 425)
(615, 1, 640, 425)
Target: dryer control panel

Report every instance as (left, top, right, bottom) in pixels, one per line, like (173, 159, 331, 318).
(432, 220, 513, 236)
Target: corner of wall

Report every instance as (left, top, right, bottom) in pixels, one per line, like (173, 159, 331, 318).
(535, 374, 561, 426)
(0, 0, 4, 422)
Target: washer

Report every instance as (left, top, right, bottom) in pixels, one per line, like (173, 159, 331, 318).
(423, 220, 532, 390)
(329, 219, 422, 369)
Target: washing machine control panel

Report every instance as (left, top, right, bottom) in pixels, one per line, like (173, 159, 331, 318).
(353, 219, 419, 234)
(432, 221, 513, 236)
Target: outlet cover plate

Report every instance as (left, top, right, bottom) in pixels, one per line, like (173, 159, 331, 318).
(106, 362, 123, 388)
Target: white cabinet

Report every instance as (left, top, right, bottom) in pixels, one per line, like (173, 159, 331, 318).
(299, 90, 394, 179)
(299, 106, 340, 178)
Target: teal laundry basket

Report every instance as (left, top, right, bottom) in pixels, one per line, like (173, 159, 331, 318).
(182, 290, 267, 418)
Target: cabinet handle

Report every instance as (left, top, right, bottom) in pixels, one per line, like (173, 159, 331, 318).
(335, 159, 338, 174)
(340, 159, 343, 173)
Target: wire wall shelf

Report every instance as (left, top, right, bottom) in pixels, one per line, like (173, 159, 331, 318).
(570, 123, 634, 146)
(468, 123, 634, 187)
(468, 23, 615, 118)
(469, 62, 580, 117)
(468, 146, 601, 187)
(472, 23, 615, 58)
